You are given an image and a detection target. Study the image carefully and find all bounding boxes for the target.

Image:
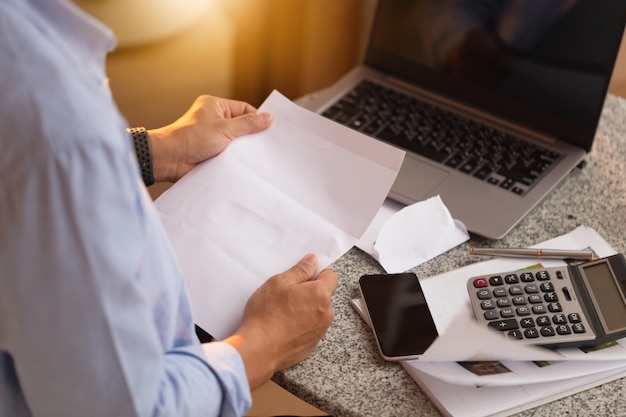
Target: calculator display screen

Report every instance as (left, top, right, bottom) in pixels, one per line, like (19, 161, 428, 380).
(581, 261, 626, 333)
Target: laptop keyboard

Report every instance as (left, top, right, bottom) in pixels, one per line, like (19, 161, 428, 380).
(321, 80, 561, 195)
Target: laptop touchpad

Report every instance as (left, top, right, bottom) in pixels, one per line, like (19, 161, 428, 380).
(391, 156, 448, 201)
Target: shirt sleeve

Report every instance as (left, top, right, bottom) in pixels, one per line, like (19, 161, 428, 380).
(0, 3, 251, 414)
(0, 139, 251, 417)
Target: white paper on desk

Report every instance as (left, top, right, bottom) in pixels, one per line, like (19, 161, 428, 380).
(405, 362, 626, 417)
(355, 196, 469, 273)
(372, 195, 469, 273)
(355, 198, 403, 254)
(155, 90, 405, 340)
(410, 356, 626, 387)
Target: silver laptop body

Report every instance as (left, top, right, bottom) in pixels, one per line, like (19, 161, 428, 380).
(301, 0, 626, 239)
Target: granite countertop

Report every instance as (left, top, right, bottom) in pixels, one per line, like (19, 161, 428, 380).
(275, 95, 626, 417)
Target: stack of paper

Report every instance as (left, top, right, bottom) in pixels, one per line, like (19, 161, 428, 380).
(353, 226, 626, 417)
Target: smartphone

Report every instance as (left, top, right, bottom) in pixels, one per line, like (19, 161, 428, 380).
(358, 272, 439, 361)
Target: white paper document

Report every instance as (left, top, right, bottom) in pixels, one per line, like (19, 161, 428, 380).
(375, 195, 469, 273)
(356, 196, 469, 273)
(155, 90, 405, 339)
(406, 362, 626, 417)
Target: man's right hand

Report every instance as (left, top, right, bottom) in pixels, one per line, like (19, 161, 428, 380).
(223, 253, 338, 389)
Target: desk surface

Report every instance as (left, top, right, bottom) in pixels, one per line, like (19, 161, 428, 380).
(277, 94, 626, 417)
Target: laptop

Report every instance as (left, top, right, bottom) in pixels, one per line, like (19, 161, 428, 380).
(301, 0, 626, 239)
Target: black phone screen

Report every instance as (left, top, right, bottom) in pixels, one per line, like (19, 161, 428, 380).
(359, 273, 438, 360)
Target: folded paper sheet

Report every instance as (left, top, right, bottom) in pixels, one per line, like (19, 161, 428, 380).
(371, 196, 469, 273)
(155, 90, 405, 339)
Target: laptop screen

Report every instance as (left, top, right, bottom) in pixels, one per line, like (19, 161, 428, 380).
(365, 0, 626, 151)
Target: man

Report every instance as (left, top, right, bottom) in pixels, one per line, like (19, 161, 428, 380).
(0, 1, 338, 416)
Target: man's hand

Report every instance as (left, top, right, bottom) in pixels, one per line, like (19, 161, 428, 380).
(148, 95, 272, 183)
(224, 254, 338, 390)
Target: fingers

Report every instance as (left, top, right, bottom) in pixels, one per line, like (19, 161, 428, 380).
(280, 253, 319, 284)
(229, 111, 272, 138)
(315, 268, 339, 295)
(231, 253, 338, 387)
(279, 254, 338, 295)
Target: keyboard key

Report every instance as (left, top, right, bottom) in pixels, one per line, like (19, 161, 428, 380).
(321, 80, 560, 196)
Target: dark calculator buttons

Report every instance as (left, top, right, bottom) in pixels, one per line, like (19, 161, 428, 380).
(489, 319, 519, 331)
(500, 307, 515, 318)
(536, 271, 550, 281)
(544, 292, 558, 302)
(520, 272, 535, 282)
(489, 276, 504, 286)
(477, 289, 491, 299)
(536, 316, 551, 326)
(493, 288, 508, 297)
(524, 328, 540, 338)
(556, 324, 571, 335)
(548, 302, 563, 312)
(568, 313, 582, 323)
(504, 274, 519, 284)
(525, 284, 539, 293)
(520, 318, 535, 328)
(512, 296, 527, 305)
(497, 298, 511, 308)
(469, 266, 592, 346)
(484, 310, 499, 320)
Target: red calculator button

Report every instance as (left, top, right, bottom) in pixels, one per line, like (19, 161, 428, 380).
(473, 278, 488, 288)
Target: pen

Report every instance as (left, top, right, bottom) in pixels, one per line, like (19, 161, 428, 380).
(468, 247, 596, 260)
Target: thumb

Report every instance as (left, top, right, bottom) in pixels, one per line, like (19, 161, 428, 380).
(283, 253, 319, 284)
(230, 111, 273, 137)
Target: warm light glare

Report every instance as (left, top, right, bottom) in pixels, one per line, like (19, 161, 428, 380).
(74, 0, 212, 47)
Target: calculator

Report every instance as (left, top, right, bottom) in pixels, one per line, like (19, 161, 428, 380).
(466, 254, 626, 349)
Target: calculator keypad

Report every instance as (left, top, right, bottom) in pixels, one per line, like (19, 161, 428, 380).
(467, 268, 594, 346)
